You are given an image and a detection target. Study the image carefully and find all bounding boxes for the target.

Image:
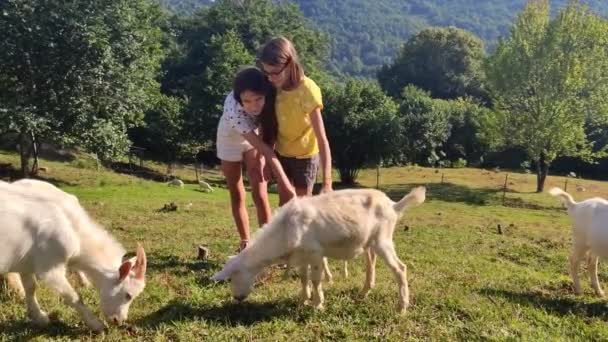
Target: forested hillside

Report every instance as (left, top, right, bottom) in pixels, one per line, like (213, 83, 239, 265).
(162, 0, 608, 77)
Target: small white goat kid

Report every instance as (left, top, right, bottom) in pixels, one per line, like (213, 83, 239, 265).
(167, 178, 184, 188)
(212, 186, 426, 313)
(0, 180, 147, 332)
(550, 187, 608, 297)
(199, 180, 213, 192)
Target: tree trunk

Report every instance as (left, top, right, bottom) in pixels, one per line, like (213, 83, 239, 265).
(18, 131, 31, 178)
(536, 152, 550, 193)
(338, 167, 358, 185)
(30, 132, 39, 176)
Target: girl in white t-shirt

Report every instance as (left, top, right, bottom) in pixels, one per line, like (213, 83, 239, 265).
(216, 67, 295, 252)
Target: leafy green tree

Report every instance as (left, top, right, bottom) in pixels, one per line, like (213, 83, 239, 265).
(440, 97, 491, 165)
(175, 30, 255, 145)
(324, 80, 400, 184)
(483, 0, 608, 192)
(0, 0, 165, 175)
(378, 27, 487, 101)
(396, 86, 451, 165)
(131, 95, 202, 166)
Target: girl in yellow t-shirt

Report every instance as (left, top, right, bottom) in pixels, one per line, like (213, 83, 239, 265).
(258, 36, 333, 204)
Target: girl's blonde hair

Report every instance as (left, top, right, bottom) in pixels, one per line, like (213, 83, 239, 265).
(258, 36, 304, 90)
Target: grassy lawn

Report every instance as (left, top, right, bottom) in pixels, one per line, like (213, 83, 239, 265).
(2, 151, 608, 340)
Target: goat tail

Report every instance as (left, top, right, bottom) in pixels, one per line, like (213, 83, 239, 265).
(393, 186, 426, 213)
(548, 187, 576, 208)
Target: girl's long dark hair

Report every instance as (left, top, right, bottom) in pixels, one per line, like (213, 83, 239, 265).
(233, 67, 277, 145)
(259, 87, 278, 146)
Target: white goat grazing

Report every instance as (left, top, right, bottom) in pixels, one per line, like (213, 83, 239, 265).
(212, 186, 426, 313)
(199, 180, 213, 192)
(550, 187, 608, 297)
(167, 178, 184, 188)
(0, 180, 147, 332)
(7, 179, 92, 291)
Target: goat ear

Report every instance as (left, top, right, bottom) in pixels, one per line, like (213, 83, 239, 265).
(133, 244, 147, 280)
(118, 260, 133, 282)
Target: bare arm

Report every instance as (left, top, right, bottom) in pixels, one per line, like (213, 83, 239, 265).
(310, 107, 332, 192)
(242, 131, 295, 199)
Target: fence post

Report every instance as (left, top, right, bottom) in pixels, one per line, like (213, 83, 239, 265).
(502, 173, 509, 205)
(376, 163, 380, 189)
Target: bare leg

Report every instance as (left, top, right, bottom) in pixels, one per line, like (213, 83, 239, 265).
(244, 149, 271, 227)
(221, 160, 250, 248)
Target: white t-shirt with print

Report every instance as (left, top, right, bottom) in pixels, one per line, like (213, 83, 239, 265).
(219, 91, 258, 135)
(216, 92, 259, 159)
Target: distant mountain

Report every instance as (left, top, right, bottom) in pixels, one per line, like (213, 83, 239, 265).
(161, 0, 608, 77)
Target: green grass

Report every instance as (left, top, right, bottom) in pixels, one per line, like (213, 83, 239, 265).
(2, 151, 608, 340)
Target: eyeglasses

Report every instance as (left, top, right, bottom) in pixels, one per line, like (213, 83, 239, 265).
(262, 57, 291, 76)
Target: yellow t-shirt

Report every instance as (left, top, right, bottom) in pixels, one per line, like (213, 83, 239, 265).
(275, 77, 323, 158)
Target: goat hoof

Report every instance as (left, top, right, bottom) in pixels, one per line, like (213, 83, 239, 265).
(358, 290, 370, 299)
(313, 303, 324, 310)
(31, 311, 50, 327)
(397, 303, 409, 314)
(88, 319, 107, 333)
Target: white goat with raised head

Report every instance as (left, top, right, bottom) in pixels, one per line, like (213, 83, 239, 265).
(213, 186, 426, 313)
(550, 187, 608, 297)
(0, 180, 147, 332)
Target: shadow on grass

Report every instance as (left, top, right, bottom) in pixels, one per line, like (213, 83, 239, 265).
(0, 319, 86, 340)
(137, 297, 305, 328)
(146, 253, 222, 277)
(382, 182, 562, 210)
(111, 162, 168, 182)
(480, 288, 608, 319)
(384, 182, 500, 206)
(0, 164, 77, 187)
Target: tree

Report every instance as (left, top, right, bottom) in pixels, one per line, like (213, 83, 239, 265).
(483, 0, 608, 192)
(378, 27, 487, 102)
(130, 95, 202, 169)
(396, 86, 452, 165)
(324, 80, 400, 184)
(0, 0, 165, 176)
(181, 30, 254, 145)
(440, 97, 491, 165)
